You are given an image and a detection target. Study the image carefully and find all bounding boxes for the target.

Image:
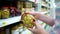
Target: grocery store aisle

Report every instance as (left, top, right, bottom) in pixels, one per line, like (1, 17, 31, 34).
(0, 0, 60, 34)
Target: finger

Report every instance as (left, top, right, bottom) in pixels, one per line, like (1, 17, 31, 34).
(21, 11, 26, 17)
(33, 21, 40, 28)
(21, 13, 26, 19)
(24, 11, 35, 16)
(28, 28, 37, 33)
(28, 28, 33, 31)
(21, 11, 33, 18)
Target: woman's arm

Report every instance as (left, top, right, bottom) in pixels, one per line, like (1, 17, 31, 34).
(24, 12, 55, 26)
(37, 13, 54, 26)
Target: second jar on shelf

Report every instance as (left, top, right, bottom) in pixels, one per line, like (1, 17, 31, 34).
(1, 7, 10, 19)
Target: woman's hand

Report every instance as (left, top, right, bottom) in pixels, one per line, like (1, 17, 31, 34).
(28, 21, 49, 34)
(22, 11, 40, 19)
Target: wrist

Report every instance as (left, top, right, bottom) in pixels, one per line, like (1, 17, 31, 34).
(36, 13, 41, 19)
(40, 29, 49, 34)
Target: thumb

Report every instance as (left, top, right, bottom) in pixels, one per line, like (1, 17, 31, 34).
(33, 21, 40, 28)
(28, 28, 33, 32)
(24, 11, 35, 16)
(28, 28, 37, 32)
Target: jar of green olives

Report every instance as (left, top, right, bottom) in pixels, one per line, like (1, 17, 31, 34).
(21, 14, 35, 28)
(1, 7, 10, 19)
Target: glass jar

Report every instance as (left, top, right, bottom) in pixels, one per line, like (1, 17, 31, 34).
(21, 14, 35, 28)
(25, 2, 32, 8)
(1, 8, 10, 19)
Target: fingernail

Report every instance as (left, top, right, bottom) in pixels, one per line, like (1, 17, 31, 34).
(33, 19, 35, 22)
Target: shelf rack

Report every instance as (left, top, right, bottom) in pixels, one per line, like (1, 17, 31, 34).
(0, 16, 21, 28)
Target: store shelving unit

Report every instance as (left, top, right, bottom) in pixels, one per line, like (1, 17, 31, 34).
(0, 16, 21, 27)
(0, 0, 21, 28)
(0, 0, 36, 34)
(0, 0, 56, 34)
(0, 0, 36, 28)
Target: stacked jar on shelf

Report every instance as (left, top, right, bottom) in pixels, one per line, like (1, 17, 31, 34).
(0, 7, 10, 19)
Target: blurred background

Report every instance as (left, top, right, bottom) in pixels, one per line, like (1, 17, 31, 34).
(0, 0, 60, 34)
(55, 0, 60, 23)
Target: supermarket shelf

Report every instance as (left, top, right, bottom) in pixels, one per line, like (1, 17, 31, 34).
(18, 0, 35, 3)
(0, 16, 21, 27)
(41, 4, 49, 8)
(29, 0, 35, 2)
(40, 11, 48, 14)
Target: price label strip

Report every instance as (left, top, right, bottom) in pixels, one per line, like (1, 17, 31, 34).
(28, 32, 31, 34)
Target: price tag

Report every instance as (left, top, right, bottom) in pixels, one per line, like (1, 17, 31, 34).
(28, 32, 31, 34)
(2, 22, 7, 26)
